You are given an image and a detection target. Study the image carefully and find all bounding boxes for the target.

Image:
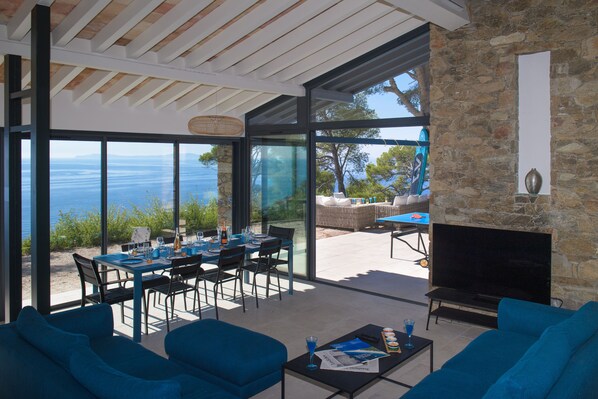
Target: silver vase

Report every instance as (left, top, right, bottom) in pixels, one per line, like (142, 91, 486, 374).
(525, 168, 542, 195)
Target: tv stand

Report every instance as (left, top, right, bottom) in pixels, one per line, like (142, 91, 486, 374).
(425, 288, 499, 330)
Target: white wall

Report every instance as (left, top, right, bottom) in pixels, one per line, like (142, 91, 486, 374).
(518, 51, 551, 195)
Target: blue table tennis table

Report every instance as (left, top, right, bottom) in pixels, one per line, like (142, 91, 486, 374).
(376, 212, 429, 267)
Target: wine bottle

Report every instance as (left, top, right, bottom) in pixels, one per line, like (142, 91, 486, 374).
(174, 228, 181, 251)
(221, 224, 228, 246)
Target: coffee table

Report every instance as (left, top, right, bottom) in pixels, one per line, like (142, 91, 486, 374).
(282, 324, 433, 398)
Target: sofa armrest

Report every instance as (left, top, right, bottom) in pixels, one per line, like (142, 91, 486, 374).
(46, 303, 114, 340)
(498, 298, 573, 337)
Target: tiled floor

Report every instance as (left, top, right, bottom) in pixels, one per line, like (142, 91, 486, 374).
(108, 230, 487, 399)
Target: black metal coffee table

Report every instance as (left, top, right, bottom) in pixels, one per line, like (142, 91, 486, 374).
(282, 324, 433, 398)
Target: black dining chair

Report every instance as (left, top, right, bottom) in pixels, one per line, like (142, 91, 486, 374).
(242, 238, 282, 308)
(200, 246, 246, 320)
(73, 253, 134, 324)
(147, 254, 204, 332)
(267, 225, 294, 268)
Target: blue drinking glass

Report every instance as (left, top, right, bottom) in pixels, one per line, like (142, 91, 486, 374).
(404, 319, 415, 349)
(306, 336, 318, 370)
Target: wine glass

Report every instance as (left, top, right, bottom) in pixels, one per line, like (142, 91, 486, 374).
(404, 319, 415, 349)
(196, 231, 204, 244)
(306, 336, 318, 371)
(127, 243, 137, 258)
(156, 236, 165, 248)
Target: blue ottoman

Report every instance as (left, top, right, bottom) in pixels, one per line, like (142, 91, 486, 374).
(165, 319, 287, 399)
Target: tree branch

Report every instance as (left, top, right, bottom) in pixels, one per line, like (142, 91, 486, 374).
(383, 77, 422, 117)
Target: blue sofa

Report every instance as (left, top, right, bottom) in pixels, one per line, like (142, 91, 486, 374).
(403, 298, 598, 399)
(0, 303, 237, 399)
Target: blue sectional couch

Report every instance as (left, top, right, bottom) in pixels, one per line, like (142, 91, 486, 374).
(0, 304, 237, 399)
(403, 298, 598, 399)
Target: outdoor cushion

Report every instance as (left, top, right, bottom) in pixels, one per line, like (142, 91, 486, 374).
(333, 192, 346, 198)
(483, 326, 571, 399)
(16, 306, 90, 369)
(407, 194, 419, 204)
(393, 195, 408, 206)
(336, 198, 352, 206)
(322, 196, 337, 206)
(70, 346, 181, 399)
(315, 195, 325, 205)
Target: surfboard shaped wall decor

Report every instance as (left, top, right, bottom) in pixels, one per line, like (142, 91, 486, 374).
(409, 128, 429, 195)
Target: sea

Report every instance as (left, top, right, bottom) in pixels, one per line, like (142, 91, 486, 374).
(21, 154, 218, 238)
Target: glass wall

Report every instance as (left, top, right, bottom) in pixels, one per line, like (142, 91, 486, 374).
(21, 140, 31, 305)
(250, 134, 307, 277)
(49, 140, 101, 305)
(107, 142, 174, 250)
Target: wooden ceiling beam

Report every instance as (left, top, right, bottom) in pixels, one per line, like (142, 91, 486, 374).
(176, 85, 221, 111)
(92, 0, 164, 53)
(208, 0, 339, 73)
(72, 69, 117, 105)
(228, 93, 279, 117)
(273, 9, 408, 82)
(382, 0, 469, 31)
(128, 78, 173, 107)
(52, 0, 110, 47)
(199, 90, 262, 115)
(7, 0, 54, 40)
(153, 82, 199, 110)
(184, 0, 294, 68)
(255, 2, 391, 80)
(232, 0, 374, 76)
(101, 74, 147, 105)
(126, 0, 212, 59)
(159, 0, 256, 65)
(195, 88, 241, 113)
(50, 65, 84, 98)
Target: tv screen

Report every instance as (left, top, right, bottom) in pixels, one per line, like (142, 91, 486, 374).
(432, 223, 551, 304)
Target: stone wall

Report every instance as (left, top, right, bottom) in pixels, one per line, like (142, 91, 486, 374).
(216, 145, 233, 226)
(429, 0, 597, 308)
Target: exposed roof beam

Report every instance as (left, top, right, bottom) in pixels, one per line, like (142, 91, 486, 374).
(22, 60, 31, 87)
(255, 3, 390, 79)
(153, 82, 198, 110)
(91, 0, 164, 53)
(273, 9, 408, 82)
(208, 0, 340, 73)
(159, 0, 256, 65)
(73, 69, 117, 105)
(199, 90, 262, 115)
(52, 0, 111, 47)
(7, 0, 55, 40)
(126, 0, 212, 59)
(176, 85, 221, 111)
(128, 78, 173, 107)
(382, 0, 469, 30)
(50, 65, 84, 98)
(232, 0, 375, 76)
(292, 17, 424, 84)
(229, 93, 279, 117)
(101, 74, 147, 105)
(195, 88, 241, 113)
(184, 0, 293, 68)
(0, 31, 305, 96)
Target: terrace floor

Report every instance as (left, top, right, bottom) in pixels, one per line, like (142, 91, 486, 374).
(100, 229, 486, 399)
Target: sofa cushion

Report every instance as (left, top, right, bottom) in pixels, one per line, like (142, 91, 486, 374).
(393, 195, 408, 206)
(335, 197, 352, 206)
(483, 326, 571, 399)
(401, 368, 489, 399)
(322, 196, 337, 206)
(556, 301, 598, 351)
(70, 346, 181, 399)
(333, 192, 346, 198)
(16, 306, 90, 369)
(442, 329, 537, 388)
(407, 194, 419, 204)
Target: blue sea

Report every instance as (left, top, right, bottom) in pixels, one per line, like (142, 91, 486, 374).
(21, 154, 218, 238)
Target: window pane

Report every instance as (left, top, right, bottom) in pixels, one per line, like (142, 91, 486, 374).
(49, 141, 101, 306)
(22, 140, 31, 305)
(248, 96, 297, 125)
(107, 142, 174, 248)
(179, 144, 229, 238)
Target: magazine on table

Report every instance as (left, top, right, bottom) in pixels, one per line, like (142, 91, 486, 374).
(315, 350, 379, 373)
(330, 338, 389, 363)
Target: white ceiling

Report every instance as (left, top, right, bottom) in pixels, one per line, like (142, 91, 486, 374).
(0, 0, 468, 126)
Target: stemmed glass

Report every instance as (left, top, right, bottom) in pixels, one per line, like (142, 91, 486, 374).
(157, 236, 165, 248)
(404, 319, 415, 349)
(196, 231, 204, 243)
(306, 336, 318, 370)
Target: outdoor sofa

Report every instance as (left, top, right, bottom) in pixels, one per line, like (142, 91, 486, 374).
(0, 303, 285, 399)
(402, 298, 598, 398)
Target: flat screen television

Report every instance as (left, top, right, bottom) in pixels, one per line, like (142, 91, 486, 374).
(432, 223, 551, 304)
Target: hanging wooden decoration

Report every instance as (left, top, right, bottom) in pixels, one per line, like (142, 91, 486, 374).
(188, 115, 244, 136)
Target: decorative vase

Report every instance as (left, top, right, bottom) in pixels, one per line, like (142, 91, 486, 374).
(525, 168, 542, 195)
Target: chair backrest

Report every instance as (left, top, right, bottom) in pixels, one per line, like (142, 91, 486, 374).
(268, 225, 295, 241)
(120, 240, 151, 252)
(131, 227, 151, 243)
(170, 254, 203, 281)
(73, 253, 104, 302)
(202, 229, 218, 239)
(218, 246, 246, 272)
(259, 238, 282, 258)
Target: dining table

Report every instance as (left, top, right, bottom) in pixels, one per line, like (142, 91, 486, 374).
(94, 237, 293, 342)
